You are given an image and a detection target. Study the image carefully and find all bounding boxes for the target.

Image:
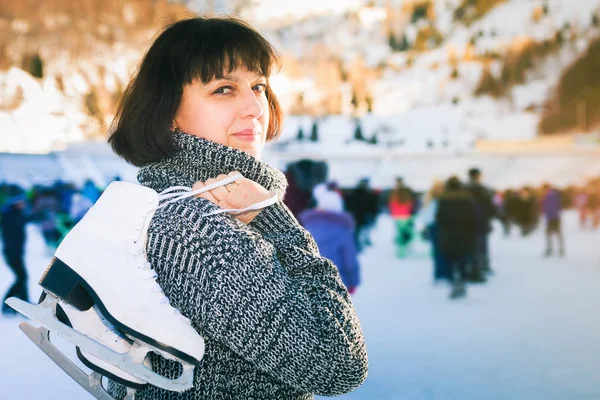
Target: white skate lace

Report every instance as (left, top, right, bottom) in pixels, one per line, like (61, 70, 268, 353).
(155, 173, 277, 213)
(132, 173, 277, 324)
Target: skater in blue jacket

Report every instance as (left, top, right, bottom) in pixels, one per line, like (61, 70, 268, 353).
(299, 184, 361, 294)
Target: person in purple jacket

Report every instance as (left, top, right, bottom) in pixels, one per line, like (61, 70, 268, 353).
(541, 183, 565, 257)
(299, 183, 361, 294)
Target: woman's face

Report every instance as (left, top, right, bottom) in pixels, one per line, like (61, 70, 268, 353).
(174, 68, 270, 159)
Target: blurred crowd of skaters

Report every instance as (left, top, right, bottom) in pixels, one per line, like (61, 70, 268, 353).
(1, 163, 600, 313)
(283, 160, 600, 300)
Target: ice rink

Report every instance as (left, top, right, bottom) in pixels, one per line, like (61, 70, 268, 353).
(1, 211, 599, 400)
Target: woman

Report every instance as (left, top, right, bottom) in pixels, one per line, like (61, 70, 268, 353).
(108, 17, 367, 400)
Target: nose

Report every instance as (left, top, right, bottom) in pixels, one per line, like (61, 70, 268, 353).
(238, 86, 263, 119)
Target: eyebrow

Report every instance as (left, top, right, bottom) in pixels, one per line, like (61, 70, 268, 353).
(218, 74, 266, 82)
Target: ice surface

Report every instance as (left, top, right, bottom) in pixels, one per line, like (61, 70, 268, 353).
(1, 211, 599, 399)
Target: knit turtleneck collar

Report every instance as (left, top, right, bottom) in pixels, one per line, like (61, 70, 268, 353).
(138, 131, 287, 200)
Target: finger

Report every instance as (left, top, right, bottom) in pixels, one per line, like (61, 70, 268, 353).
(192, 181, 205, 196)
(223, 174, 241, 192)
(207, 175, 233, 200)
(229, 171, 243, 184)
(197, 190, 218, 204)
(193, 181, 218, 201)
(210, 185, 230, 201)
(196, 180, 219, 204)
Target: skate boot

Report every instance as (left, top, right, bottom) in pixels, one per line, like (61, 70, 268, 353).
(5, 174, 277, 394)
(7, 181, 208, 392)
(43, 181, 204, 390)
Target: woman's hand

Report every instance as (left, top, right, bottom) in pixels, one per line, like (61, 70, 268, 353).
(193, 171, 274, 224)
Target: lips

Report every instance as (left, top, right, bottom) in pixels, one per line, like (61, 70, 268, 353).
(231, 129, 259, 141)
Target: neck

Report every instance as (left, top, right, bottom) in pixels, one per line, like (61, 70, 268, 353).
(137, 131, 287, 200)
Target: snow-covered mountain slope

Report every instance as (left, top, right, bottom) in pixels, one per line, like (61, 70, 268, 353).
(2, 0, 600, 154)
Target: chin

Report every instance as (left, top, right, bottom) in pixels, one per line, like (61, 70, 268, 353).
(234, 145, 261, 159)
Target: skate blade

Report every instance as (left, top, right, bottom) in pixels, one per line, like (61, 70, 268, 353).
(5, 296, 195, 393)
(19, 322, 118, 399)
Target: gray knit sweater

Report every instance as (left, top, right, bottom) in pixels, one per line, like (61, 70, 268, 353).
(108, 132, 368, 400)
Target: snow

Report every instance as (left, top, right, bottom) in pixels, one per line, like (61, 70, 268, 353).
(3, 134, 600, 191)
(263, 145, 600, 191)
(1, 211, 599, 399)
(0, 68, 90, 154)
(0, 146, 138, 189)
(244, 0, 365, 23)
(253, 0, 600, 145)
(2, 0, 600, 154)
(447, 0, 600, 49)
(274, 108, 484, 157)
(1, 0, 600, 187)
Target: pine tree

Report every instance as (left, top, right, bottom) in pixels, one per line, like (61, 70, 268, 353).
(367, 134, 378, 145)
(310, 121, 319, 142)
(297, 127, 304, 141)
(354, 123, 364, 141)
(388, 33, 397, 51)
(454, 6, 465, 21)
(398, 34, 410, 51)
(451, 67, 459, 79)
(411, 3, 428, 23)
(26, 54, 44, 78)
(351, 91, 359, 110)
(366, 95, 374, 113)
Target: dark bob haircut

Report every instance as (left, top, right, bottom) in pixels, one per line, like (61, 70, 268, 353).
(109, 17, 283, 167)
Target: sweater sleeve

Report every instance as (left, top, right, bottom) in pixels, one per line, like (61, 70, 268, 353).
(152, 199, 368, 396)
(251, 203, 362, 290)
(250, 202, 322, 257)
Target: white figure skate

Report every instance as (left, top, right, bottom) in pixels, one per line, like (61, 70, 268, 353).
(5, 173, 277, 398)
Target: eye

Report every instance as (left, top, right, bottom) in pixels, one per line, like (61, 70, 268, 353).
(214, 86, 233, 94)
(253, 83, 267, 93)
